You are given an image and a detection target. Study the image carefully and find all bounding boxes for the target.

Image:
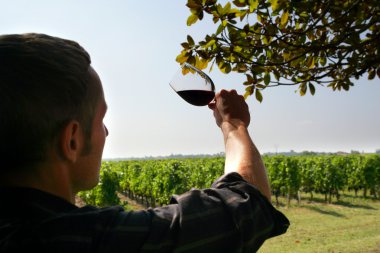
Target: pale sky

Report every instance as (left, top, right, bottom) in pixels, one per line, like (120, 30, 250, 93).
(2, 0, 379, 158)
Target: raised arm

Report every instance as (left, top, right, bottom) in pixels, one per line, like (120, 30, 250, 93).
(208, 89, 271, 201)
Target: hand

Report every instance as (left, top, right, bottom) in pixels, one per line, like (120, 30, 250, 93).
(208, 89, 250, 129)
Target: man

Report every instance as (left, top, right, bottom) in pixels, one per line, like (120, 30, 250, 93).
(0, 33, 289, 252)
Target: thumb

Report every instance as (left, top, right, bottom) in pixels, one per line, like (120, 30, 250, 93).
(208, 101, 216, 110)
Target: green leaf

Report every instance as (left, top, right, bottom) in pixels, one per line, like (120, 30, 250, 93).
(216, 4, 224, 15)
(245, 85, 254, 93)
(246, 74, 254, 84)
(264, 72, 271, 85)
(252, 66, 265, 75)
(244, 85, 254, 99)
(232, 0, 246, 8)
(218, 61, 231, 74)
(236, 63, 247, 73)
(195, 56, 208, 70)
(266, 49, 272, 58)
(309, 83, 316, 95)
(290, 56, 303, 68)
(257, 14, 263, 23)
(248, 0, 259, 12)
(186, 0, 201, 9)
(187, 35, 195, 46)
(270, 0, 279, 12)
(212, 15, 220, 23)
(202, 39, 216, 48)
(239, 9, 248, 21)
(175, 51, 189, 63)
(281, 11, 289, 26)
(233, 45, 242, 53)
(272, 69, 280, 81)
(307, 56, 315, 69)
(320, 56, 327, 66)
(181, 42, 190, 49)
(223, 2, 231, 14)
(295, 21, 300, 30)
(255, 88, 263, 102)
(187, 14, 199, 26)
(283, 51, 291, 61)
(216, 23, 225, 34)
(299, 82, 307, 96)
(224, 63, 232, 73)
(327, 81, 337, 91)
(342, 81, 350, 91)
(243, 91, 251, 100)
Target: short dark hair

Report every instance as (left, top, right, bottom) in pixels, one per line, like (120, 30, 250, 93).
(0, 33, 101, 172)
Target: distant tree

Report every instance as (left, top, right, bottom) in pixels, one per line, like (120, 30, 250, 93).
(177, 0, 379, 101)
(301, 150, 318, 156)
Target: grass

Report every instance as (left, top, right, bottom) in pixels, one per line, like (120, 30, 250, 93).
(120, 191, 380, 252)
(258, 192, 380, 253)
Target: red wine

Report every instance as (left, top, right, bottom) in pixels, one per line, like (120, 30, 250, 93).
(176, 90, 215, 106)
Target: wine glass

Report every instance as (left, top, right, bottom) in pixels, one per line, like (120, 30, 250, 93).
(169, 62, 215, 106)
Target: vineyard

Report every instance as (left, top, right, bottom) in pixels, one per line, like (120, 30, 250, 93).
(78, 154, 380, 208)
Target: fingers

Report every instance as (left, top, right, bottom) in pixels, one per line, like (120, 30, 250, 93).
(216, 89, 245, 104)
(217, 89, 239, 97)
(208, 101, 216, 110)
(209, 89, 247, 114)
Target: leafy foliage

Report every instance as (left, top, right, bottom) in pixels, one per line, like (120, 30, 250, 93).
(78, 154, 379, 208)
(177, 0, 380, 101)
(78, 163, 121, 206)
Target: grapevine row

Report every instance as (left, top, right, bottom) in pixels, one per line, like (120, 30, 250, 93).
(78, 154, 380, 207)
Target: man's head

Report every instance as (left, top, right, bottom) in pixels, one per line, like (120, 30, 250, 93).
(0, 33, 104, 173)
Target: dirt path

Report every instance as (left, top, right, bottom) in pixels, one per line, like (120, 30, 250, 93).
(75, 193, 146, 210)
(117, 192, 146, 210)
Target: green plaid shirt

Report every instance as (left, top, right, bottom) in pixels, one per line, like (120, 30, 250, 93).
(0, 172, 289, 253)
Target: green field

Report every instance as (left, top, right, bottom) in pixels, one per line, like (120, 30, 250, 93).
(258, 193, 380, 253)
(118, 191, 380, 253)
(78, 156, 380, 252)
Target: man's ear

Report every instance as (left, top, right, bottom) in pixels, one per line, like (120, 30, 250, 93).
(59, 120, 83, 162)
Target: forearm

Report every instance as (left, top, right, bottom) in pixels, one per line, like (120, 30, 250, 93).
(222, 122, 271, 201)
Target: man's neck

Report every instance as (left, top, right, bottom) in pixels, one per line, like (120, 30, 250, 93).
(0, 164, 75, 204)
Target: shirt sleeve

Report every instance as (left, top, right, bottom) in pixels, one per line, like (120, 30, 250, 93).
(98, 172, 289, 253)
(210, 172, 290, 249)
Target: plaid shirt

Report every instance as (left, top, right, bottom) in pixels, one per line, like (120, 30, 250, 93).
(0, 172, 289, 253)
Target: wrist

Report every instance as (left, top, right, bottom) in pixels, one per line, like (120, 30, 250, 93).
(221, 120, 247, 132)
(221, 121, 249, 142)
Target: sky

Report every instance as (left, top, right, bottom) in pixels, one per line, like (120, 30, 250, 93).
(2, 0, 379, 159)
